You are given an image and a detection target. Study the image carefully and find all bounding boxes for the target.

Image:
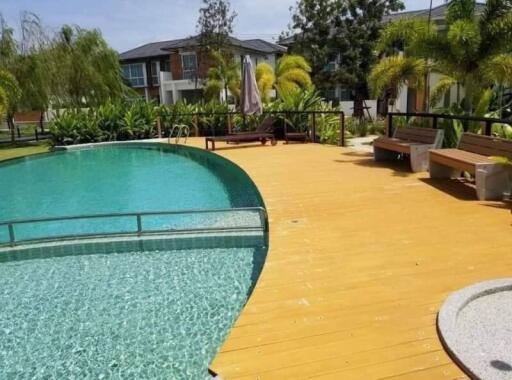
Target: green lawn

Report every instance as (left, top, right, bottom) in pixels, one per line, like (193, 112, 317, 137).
(0, 142, 51, 162)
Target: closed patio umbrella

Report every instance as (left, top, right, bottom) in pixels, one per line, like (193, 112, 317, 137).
(241, 55, 262, 115)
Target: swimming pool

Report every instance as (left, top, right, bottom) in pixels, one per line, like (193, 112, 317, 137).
(0, 143, 268, 379)
(0, 143, 264, 243)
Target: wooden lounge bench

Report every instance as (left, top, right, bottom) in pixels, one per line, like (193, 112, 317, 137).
(205, 118, 277, 151)
(429, 133, 512, 200)
(285, 131, 310, 144)
(205, 133, 277, 151)
(373, 127, 444, 172)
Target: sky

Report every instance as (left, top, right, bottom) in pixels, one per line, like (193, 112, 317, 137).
(2, 0, 445, 53)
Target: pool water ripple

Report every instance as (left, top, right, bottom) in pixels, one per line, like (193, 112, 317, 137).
(0, 245, 264, 379)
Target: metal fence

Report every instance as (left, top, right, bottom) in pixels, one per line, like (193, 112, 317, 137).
(387, 112, 512, 137)
(0, 121, 50, 144)
(0, 207, 268, 247)
(163, 110, 347, 147)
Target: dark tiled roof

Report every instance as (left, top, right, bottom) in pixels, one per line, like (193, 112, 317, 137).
(162, 35, 286, 53)
(241, 39, 287, 53)
(119, 39, 184, 60)
(120, 35, 286, 61)
(383, 2, 486, 23)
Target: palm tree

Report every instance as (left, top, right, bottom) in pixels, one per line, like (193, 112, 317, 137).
(255, 54, 313, 101)
(370, 0, 512, 115)
(204, 50, 240, 103)
(255, 63, 275, 103)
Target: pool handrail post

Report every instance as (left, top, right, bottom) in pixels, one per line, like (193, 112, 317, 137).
(136, 214, 143, 236)
(157, 117, 162, 138)
(8, 223, 15, 247)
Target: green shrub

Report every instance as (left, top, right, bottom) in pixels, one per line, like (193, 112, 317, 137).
(49, 90, 347, 145)
(49, 110, 103, 145)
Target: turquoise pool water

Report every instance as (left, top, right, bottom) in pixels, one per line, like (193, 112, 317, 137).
(0, 144, 268, 378)
(0, 144, 263, 243)
(0, 236, 266, 379)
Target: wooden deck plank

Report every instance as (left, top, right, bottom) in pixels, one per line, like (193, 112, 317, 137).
(182, 139, 510, 379)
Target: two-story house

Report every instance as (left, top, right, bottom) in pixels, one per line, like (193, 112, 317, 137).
(280, 2, 486, 115)
(119, 35, 287, 104)
(382, 2, 486, 114)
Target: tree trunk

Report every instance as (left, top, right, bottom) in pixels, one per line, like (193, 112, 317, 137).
(39, 110, 45, 132)
(7, 116, 15, 143)
(499, 83, 504, 119)
(423, 70, 429, 112)
(353, 84, 369, 119)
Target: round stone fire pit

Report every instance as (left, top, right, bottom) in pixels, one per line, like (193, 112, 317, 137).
(438, 278, 512, 380)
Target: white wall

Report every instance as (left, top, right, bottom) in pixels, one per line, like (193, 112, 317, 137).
(340, 100, 378, 120)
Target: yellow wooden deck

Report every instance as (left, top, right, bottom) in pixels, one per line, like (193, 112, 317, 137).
(189, 138, 512, 379)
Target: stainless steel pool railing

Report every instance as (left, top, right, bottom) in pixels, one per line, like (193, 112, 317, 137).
(168, 124, 190, 144)
(0, 207, 268, 247)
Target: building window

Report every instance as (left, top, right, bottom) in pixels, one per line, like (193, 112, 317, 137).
(182, 53, 197, 80)
(161, 59, 171, 72)
(323, 62, 336, 72)
(122, 63, 146, 87)
(151, 61, 160, 86)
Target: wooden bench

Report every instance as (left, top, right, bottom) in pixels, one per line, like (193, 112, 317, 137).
(373, 127, 444, 172)
(429, 133, 512, 200)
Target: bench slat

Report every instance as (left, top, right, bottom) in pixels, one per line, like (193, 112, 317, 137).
(459, 133, 512, 158)
(374, 138, 412, 154)
(394, 127, 439, 144)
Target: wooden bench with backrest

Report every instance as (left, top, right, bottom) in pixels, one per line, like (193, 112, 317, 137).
(373, 127, 444, 172)
(429, 133, 512, 200)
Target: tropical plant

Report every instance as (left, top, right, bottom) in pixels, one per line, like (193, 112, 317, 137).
(371, 0, 512, 115)
(278, 88, 323, 133)
(255, 63, 275, 103)
(204, 50, 240, 103)
(49, 110, 102, 145)
(255, 55, 313, 101)
(96, 101, 124, 141)
(275, 55, 313, 94)
(369, 55, 427, 100)
(316, 102, 342, 144)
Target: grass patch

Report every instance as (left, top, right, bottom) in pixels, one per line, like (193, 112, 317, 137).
(0, 141, 51, 162)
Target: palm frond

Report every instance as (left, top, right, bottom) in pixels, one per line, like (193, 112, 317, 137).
(486, 11, 512, 52)
(369, 55, 426, 97)
(447, 20, 481, 61)
(474, 88, 494, 117)
(447, 0, 476, 25)
(204, 79, 223, 101)
(276, 55, 311, 77)
(276, 68, 313, 94)
(480, 53, 512, 85)
(256, 63, 275, 103)
(376, 18, 431, 54)
(430, 76, 457, 106)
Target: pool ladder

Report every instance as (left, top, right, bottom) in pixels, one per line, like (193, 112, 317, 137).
(168, 124, 190, 145)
